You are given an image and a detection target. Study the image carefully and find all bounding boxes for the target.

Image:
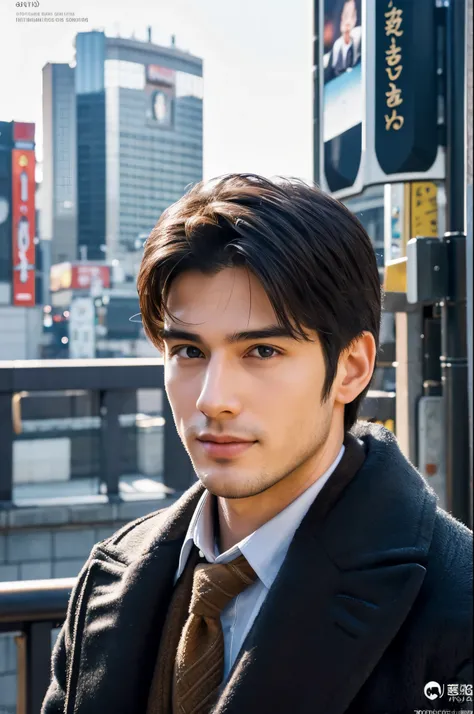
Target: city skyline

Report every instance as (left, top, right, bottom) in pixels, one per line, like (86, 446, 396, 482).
(0, 0, 314, 183)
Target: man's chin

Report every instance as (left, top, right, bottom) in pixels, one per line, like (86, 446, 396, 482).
(195, 468, 259, 499)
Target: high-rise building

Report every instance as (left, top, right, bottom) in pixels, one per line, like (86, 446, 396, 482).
(0, 120, 13, 304)
(41, 63, 77, 265)
(74, 31, 203, 261)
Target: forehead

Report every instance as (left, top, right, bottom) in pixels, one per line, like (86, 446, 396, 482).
(165, 267, 277, 329)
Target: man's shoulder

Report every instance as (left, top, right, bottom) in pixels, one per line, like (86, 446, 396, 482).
(423, 506, 472, 614)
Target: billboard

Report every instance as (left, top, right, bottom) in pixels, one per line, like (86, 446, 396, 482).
(322, 0, 363, 195)
(13, 122, 35, 146)
(318, 0, 444, 199)
(12, 148, 35, 306)
(50, 262, 111, 292)
(145, 64, 175, 129)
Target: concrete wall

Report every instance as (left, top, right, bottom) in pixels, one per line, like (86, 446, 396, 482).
(0, 496, 176, 713)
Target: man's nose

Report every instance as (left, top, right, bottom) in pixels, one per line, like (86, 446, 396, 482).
(196, 357, 241, 419)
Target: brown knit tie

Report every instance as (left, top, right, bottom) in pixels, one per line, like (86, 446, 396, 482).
(172, 554, 258, 714)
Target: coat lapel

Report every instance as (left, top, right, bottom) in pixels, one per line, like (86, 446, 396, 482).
(67, 481, 205, 714)
(212, 432, 437, 714)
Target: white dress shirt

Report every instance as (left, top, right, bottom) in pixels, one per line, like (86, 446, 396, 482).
(173, 445, 345, 686)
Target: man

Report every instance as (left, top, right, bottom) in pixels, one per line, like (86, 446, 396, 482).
(324, 0, 362, 83)
(43, 174, 472, 714)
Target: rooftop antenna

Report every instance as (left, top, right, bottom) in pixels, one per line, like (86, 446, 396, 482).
(147, 26, 152, 43)
(171, 34, 176, 47)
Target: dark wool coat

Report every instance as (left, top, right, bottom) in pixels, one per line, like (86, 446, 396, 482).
(42, 424, 473, 714)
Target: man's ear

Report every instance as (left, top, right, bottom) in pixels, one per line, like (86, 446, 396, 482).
(333, 332, 377, 406)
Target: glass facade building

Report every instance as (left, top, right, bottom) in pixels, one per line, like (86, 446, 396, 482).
(75, 32, 203, 261)
(42, 63, 78, 265)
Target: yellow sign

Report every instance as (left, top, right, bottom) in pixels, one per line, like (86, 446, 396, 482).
(410, 182, 438, 238)
(384, 256, 407, 293)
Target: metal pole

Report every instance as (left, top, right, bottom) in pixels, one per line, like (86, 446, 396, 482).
(443, 0, 470, 525)
(312, 0, 320, 185)
(0, 393, 14, 506)
(445, 0, 466, 232)
(440, 233, 469, 523)
(465, 0, 473, 527)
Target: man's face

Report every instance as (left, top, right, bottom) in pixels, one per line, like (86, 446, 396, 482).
(340, 0, 357, 40)
(162, 266, 342, 499)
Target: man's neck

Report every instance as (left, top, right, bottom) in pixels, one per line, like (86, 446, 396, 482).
(213, 437, 344, 553)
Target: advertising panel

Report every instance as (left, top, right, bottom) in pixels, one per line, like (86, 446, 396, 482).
(12, 148, 35, 306)
(13, 122, 35, 146)
(145, 64, 176, 129)
(318, 0, 445, 199)
(321, 0, 364, 195)
(50, 262, 72, 292)
(50, 262, 111, 292)
(368, 0, 443, 181)
(72, 264, 110, 290)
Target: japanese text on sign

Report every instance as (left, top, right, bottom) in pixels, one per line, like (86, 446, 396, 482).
(384, 1, 404, 131)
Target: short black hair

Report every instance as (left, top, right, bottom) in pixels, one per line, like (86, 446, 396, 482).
(137, 173, 381, 431)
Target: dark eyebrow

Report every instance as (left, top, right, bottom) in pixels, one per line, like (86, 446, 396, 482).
(159, 325, 295, 345)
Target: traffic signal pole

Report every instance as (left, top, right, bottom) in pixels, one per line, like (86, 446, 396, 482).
(443, 0, 470, 525)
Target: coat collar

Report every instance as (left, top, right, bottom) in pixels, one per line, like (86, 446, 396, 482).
(67, 425, 438, 714)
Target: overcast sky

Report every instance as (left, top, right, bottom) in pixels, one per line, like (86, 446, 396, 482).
(0, 0, 314, 182)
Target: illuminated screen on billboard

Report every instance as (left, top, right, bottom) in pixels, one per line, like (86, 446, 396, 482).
(145, 65, 175, 129)
(322, 0, 363, 194)
(50, 262, 111, 292)
(12, 148, 35, 306)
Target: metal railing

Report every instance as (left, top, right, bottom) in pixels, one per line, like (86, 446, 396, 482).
(0, 578, 74, 714)
(0, 358, 196, 507)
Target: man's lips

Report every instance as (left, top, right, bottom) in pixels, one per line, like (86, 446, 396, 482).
(196, 437, 257, 459)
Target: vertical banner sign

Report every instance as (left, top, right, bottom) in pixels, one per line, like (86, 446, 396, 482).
(12, 149, 36, 306)
(321, 0, 363, 195)
(374, 0, 439, 175)
(316, 0, 444, 199)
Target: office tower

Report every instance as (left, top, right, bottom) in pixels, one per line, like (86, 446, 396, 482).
(42, 63, 77, 265)
(75, 31, 203, 261)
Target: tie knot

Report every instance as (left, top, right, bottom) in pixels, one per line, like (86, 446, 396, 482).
(189, 554, 257, 619)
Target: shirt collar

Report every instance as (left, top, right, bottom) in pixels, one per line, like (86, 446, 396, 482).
(175, 445, 345, 589)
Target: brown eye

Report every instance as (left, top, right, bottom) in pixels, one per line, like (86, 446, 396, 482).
(248, 346, 280, 359)
(172, 346, 203, 359)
